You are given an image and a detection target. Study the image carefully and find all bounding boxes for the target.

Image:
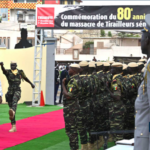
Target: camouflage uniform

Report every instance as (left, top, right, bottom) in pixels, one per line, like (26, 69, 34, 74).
(137, 72, 144, 85)
(63, 74, 81, 150)
(92, 72, 100, 131)
(104, 71, 113, 131)
(77, 74, 90, 144)
(126, 74, 140, 138)
(109, 74, 126, 141)
(122, 75, 132, 139)
(3, 69, 26, 125)
(96, 70, 106, 132)
(88, 73, 98, 143)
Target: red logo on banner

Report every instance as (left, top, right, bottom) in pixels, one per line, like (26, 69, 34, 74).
(37, 7, 54, 27)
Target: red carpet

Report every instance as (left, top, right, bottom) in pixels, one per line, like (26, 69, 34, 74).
(0, 109, 65, 150)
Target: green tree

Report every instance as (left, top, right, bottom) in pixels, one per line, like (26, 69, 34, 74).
(117, 32, 126, 38)
(108, 31, 112, 37)
(83, 41, 94, 49)
(117, 32, 140, 38)
(100, 30, 105, 37)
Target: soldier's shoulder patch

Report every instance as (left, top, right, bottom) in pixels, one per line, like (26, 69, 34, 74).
(131, 83, 135, 88)
(69, 87, 73, 92)
(113, 84, 118, 90)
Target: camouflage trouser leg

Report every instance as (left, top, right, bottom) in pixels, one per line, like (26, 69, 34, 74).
(124, 105, 133, 139)
(128, 105, 134, 138)
(104, 104, 110, 131)
(86, 97, 94, 143)
(7, 91, 21, 125)
(95, 95, 105, 132)
(77, 101, 88, 144)
(109, 101, 126, 142)
(88, 97, 96, 144)
(63, 105, 79, 150)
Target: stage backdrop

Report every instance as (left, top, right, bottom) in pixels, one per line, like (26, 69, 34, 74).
(0, 46, 46, 104)
(36, 5, 150, 29)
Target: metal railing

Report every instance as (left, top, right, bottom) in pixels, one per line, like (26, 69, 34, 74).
(91, 130, 134, 150)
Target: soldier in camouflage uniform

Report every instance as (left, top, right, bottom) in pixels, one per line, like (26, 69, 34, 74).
(106, 62, 126, 142)
(87, 61, 98, 149)
(122, 64, 128, 77)
(138, 58, 147, 64)
(108, 61, 114, 66)
(62, 64, 81, 150)
(77, 61, 90, 150)
(103, 62, 112, 139)
(0, 61, 35, 132)
(95, 62, 106, 148)
(126, 62, 140, 139)
(122, 64, 133, 139)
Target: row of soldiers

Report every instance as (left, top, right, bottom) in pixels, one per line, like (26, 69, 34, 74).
(62, 59, 146, 150)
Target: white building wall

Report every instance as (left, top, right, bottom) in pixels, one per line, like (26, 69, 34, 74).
(55, 54, 104, 61)
(55, 46, 146, 61)
(10, 10, 17, 22)
(0, 29, 35, 49)
(94, 40, 112, 47)
(10, 9, 35, 23)
(97, 49, 113, 61)
(121, 39, 139, 46)
(59, 43, 73, 49)
(112, 46, 143, 57)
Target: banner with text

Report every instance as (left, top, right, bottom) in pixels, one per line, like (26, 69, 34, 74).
(36, 5, 150, 29)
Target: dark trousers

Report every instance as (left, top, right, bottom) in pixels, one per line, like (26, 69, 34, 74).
(54, 82, 59, 104)
(59, 83, 63, 103)
(63, 101, 79, 150)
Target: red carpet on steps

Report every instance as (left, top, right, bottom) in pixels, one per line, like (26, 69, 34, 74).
(0, 109, 65, 150)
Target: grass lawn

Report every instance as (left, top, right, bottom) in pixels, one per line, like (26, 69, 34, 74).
(0, 103, 115, 150)
(0, 103, 62, 125)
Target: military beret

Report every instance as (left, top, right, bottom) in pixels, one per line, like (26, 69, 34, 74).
(139, 59, 147, 62)
(107, 61, 114, 64)
(111, 62, 122, 67)
(70, 64, 80, 68)
(11, 61, 17, 64)
(128, 62, 138, 67)
(123, 64, 127, 70)
(79, 61, 88, 67)
(96, 62, 103, 66)
(103, 62, 110, 67)
(89, 61, 95, 63)
(137, 62, 144, 66)
(89, 62, 96, 68)
(142, 67, 145, 73)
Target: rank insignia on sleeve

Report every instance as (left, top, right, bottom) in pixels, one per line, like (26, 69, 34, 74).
(69, 87, 73, 92)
